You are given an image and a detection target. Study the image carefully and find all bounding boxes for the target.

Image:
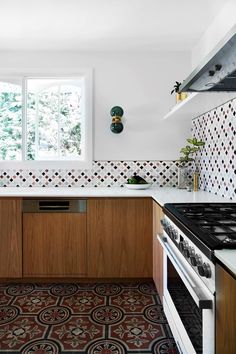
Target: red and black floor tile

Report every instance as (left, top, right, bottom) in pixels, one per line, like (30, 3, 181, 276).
(0, 281, 178, 353)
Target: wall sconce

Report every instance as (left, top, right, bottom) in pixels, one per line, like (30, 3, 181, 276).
(110, 106, 124, 134)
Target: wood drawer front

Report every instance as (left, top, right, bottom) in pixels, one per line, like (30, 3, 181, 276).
(23, 213, 87, 277)
(0, 198, 22, 278)
(216, 264, 236, 354)
(87, 198, 152, 278)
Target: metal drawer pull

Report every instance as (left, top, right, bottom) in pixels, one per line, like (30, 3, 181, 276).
(39, 201, 69, 211)
(39, 206, 70, 210)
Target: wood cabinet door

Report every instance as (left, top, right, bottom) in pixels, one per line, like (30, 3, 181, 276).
(87, 198, 152, 278)
(153, 201, 164, 301)
(216, 264, 236, 354)
(0, 198, 22, 278)
(23, 213, 87, 277)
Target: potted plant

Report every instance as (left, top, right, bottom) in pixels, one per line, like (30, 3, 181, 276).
(178, 137, 205, 189)
(171, 81, 188, 103)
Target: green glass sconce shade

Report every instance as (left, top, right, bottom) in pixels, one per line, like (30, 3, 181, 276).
(110, 106, 124, 117)
(110, 122, 124, 134)
(110, 106, 124, 134)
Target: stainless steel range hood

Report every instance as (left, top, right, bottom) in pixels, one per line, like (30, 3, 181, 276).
(179, 27, 236, 92)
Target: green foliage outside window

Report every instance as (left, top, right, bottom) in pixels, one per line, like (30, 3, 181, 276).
(0, 90, 22, 160)
(0, 82, 82, 161)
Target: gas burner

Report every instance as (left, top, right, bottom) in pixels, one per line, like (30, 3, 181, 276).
(186, 213, 204, 217)
(219, 207, 235, 212)
(198, 220, 209, 225)
(218, 220, 236, 224)
(200, 225, 229, 233)
(222, 237, 236, 244)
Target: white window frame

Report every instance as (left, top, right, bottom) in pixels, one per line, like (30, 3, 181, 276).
(0, 68, 93, 169)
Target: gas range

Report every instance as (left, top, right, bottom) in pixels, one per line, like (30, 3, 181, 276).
(158, 203, 235, 353)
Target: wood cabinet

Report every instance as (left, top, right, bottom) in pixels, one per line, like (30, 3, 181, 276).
(87, 198, 152, 278)
(0, 198, 22, 278)
(153, 201, 164, 301)
(216, 264, 236, 354)
(23, 213, 87, 277)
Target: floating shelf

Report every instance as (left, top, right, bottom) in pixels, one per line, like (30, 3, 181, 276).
(162, 92, 236, 120)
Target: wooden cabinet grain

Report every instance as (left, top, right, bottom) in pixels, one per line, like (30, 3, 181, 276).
(23, 213, 87, 277)
(87, 198, 152, 278)
(153, 201, 164, 301)
(0, 198, 22, 278)
(216, 264, 236, 354)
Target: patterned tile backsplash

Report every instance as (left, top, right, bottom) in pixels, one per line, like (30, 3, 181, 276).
(0, 161, 180, 188)
(0, 98, 235, 198)
(192, 97, 236, 200)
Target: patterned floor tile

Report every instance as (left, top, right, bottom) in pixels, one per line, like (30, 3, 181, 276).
(0, 281, 178, 353)
(110, 289, 154, 313)
(61, 290, 105, 314)
(12, 290, 58, 314)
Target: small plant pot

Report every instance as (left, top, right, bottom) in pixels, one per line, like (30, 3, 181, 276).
(175, 93, 182, 103)
(178, 166, 188, 189)
(180, 92, 188, 101)
(175, 92, 188, 103)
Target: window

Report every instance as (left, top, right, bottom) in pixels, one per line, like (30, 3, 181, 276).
(0, 71, 92, 168)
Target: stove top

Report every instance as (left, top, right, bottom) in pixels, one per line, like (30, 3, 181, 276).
(164, 203, 236, 253)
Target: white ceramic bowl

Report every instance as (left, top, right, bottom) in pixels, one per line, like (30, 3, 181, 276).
(124, 183, 151, 190)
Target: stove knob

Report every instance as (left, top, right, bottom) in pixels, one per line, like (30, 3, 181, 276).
(160, 219, 166, 228)
(204, 263, 212, 278)
(178, 241, 184, 252)
(183, 247, 190, 258)
(168, 226, 174, 239)
(172, 229, 178, 240)
(197, 263, 212, 278)
(160, 219, 168, 232)
(161, 221, 171, 237)
(179, 240, 188, 253)
(189, 247, 195, 257)
(190, 253, 200, 266)
(166, 226, 172, 237)
(197, 264, 205, 276)
(169, 227, 178, 240)
(190, 256, 197, 266)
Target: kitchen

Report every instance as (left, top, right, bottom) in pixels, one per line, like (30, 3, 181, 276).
(0, 1, 235, 353)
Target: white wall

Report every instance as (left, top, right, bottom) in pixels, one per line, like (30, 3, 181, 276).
(0, 50, 191, 160)
(191, 1, 236, 69)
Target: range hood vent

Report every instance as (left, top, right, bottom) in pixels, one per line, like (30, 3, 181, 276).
(180, 27, 236, 92)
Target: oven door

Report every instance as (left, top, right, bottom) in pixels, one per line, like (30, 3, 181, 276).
(158, 234, 214, 354)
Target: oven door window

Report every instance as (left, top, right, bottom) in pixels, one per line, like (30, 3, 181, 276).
(167, 256, 202, 354)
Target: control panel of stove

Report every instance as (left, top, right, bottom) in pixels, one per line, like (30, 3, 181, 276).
(161, 217, 215, 286)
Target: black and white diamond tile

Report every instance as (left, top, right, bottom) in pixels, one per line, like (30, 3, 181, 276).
(0, 161, 180, 188)
(192, 98, 236, 200)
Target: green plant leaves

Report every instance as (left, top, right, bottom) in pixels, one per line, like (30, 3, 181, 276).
(186, 137, 205, 146)
(171, 81, 182, 94)
(179, 137, 205, 166)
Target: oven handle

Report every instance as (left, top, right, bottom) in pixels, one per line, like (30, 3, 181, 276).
(158, 234, 212, 310)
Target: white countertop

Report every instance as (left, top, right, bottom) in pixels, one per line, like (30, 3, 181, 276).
(1, 186, 235, 275)
(0, 186, 234, 206)
(215, 250, 236, 277)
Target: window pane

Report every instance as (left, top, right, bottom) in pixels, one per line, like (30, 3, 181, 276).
(0, 82, 22, 160)
(26, 78, 83, 161)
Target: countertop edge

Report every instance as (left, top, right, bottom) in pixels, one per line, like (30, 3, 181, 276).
(214, 250, 236, 277)
(0, 187, 234, 207)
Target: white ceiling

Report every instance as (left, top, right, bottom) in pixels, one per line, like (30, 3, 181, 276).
(0, 0, 228, 51)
